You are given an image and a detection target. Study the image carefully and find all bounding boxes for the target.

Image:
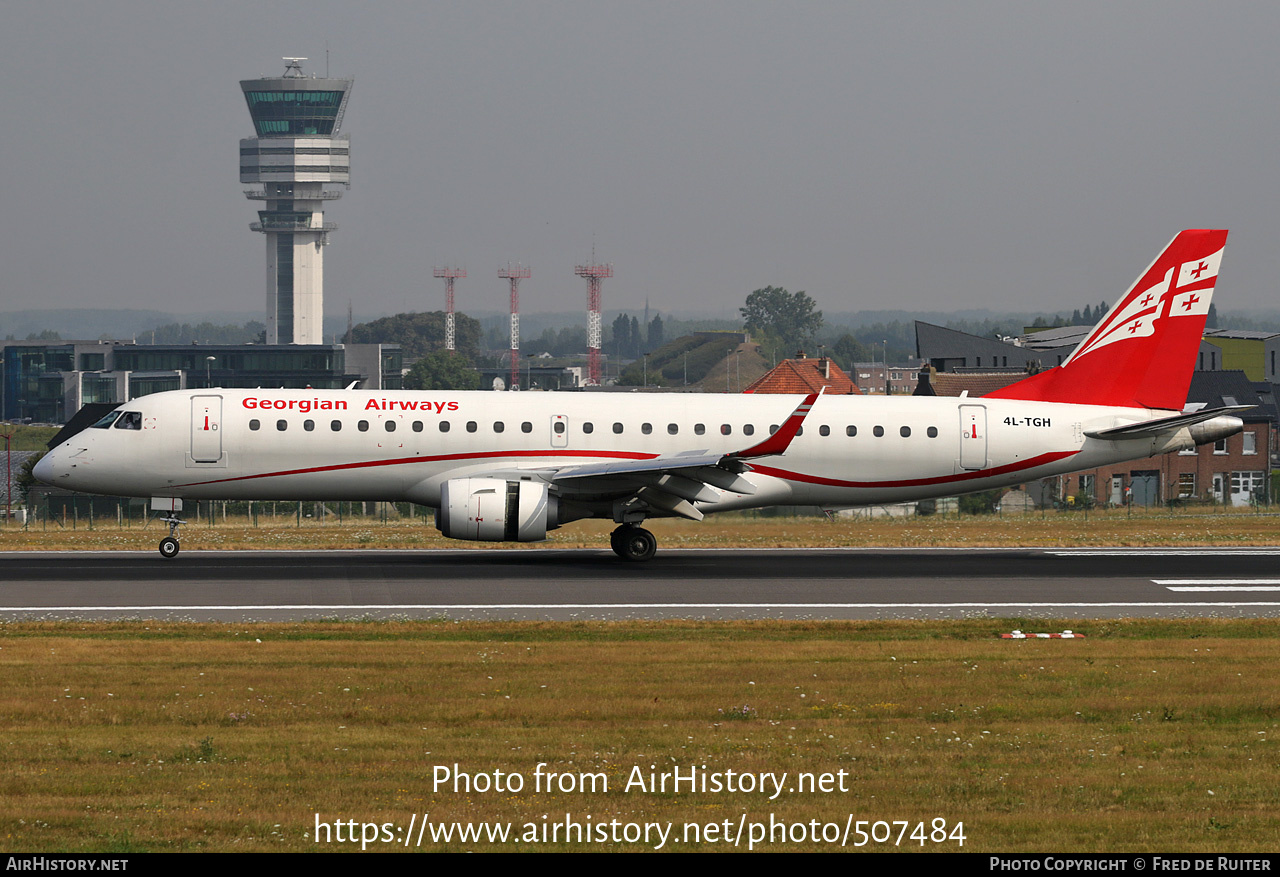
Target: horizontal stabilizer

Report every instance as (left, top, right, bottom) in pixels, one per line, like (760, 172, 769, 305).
(1084, 405, 1253, 440)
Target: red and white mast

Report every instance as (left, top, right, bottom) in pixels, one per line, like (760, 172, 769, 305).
(432, 266, 466, 351)
(574, 261, 613, 386)
(498, 264, 530, 390)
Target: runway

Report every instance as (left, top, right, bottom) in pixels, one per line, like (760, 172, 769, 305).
(2, 546, 1279, 621)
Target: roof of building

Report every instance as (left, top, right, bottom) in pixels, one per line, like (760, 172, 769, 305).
(914, 321, 1072, 368)
(920, 370, 1028, 398)
(744, 355, 859, 395)
(1187, 371, 1272, 422)
(1017, 325, 1091, 348)
(1205, 329, 1280, 340)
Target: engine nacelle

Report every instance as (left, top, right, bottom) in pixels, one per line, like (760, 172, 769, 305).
(437, 477, 556, 542)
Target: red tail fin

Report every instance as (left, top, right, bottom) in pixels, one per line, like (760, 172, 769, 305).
(987, 229, 1227, 411)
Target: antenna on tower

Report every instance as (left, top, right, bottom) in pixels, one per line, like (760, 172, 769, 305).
(498, 264, 531, 390)
(575, 257, 613, 387)
(433, 266, 466, 351)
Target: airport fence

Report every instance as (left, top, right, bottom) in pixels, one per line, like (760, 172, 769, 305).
(3, 487, 1278, 533)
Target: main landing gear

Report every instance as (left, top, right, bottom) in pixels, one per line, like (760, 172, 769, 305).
(158, 514, 186, 559)
(610, 524, 657, 562)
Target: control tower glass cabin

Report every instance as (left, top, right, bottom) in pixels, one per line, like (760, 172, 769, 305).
(239, 58, 352, 344)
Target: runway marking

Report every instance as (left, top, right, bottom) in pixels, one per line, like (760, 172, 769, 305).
(1053, 550, 1280, 556)
(3, 602, 1280, 613)
(1157, 580, 1280, 591)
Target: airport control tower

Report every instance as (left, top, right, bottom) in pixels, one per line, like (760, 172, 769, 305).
(240, 58, 352, 344)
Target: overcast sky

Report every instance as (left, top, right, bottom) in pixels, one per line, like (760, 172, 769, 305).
(0, 1, 1276, 322)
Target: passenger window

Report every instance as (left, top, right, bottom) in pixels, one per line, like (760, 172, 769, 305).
(304, 420, 315, 432)
(927, 426, 938, 438)
(553, 421, 565, 435)
(493, 421, 504, 433)
(249, 419, 260, 431)
(331, 420, 342, 432)
(385, 421, 396, 432)
(819, 425, 830, 437)
(900, 426, 911, 437)
(467, 421, 478, 433)
(721, 424, 732, 436)
(613, 422, 624, 434)
(796, 426, 804, 436)
(440, 421, 451, 433)
(522, 422, 533, 434)
(743, 424, 755, 436)
(873, 426, 885, 437)
(114, 412, 142, 430)
(694, 423, 705, 435)
(277, 420, 288, 432)
(413, 421, 423, 432)
(846, 425, 857, 437)
(582, 422, 594, 434)
(668, 424, 678, 435)
(358, 420, 369, 432)
(769, 425, 779, 435)
(642, 423, 653, 435)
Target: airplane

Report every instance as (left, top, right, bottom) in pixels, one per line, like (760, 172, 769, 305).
(34, 229, 1247, 561)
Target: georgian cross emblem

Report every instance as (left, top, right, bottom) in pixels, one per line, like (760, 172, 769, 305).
(1190, 261, 1209, 279)
(1182, 294, 1200, 311)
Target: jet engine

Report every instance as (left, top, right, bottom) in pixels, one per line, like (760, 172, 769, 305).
(437, 477, 558, 542)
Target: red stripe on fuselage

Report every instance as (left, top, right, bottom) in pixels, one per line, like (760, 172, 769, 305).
(750, 450, 1078, 489)
(174, 449, 659, 488)
(175, 447, 1079, 492)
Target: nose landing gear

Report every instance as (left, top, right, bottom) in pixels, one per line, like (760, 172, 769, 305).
(610, 524, 657, 562)
(158, 514, 186, 559)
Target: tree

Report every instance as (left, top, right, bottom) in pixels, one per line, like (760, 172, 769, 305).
(740, 287, 823, 355)
(832, 333, 871, 371)
(610, 313, 632, 356)
(403, 350, 482, 391)
(349, 311, 482, 360)
(647, 315, 664, 352)
(15, 451, 45, 505)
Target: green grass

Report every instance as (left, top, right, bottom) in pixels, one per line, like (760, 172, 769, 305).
(1, 619, 1278, 852)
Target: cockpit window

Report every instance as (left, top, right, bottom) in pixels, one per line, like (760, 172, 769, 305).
(113, 412, 142, 430)
(91, 411, 121, 429)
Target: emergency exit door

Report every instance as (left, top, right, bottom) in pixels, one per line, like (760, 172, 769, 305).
(190, 396, 223, 464)
(959, 405, 987, 470)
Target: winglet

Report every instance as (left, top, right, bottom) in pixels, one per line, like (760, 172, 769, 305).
(727, 391, 819, 460)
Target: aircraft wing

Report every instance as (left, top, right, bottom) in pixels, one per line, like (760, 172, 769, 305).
(546, 391, 820, 520)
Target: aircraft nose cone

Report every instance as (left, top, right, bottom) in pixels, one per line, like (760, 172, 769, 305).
(33, 453, 56, 485)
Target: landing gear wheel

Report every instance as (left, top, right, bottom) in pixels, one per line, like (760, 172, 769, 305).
(611, 525, 657, 562)
(157, 513, 186, 559)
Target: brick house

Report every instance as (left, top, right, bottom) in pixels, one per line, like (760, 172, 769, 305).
(744, 352, 860, 395)
(1059, 371, 1274, 507)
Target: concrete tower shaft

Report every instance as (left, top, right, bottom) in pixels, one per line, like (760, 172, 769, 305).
(240, 58, 353, 344)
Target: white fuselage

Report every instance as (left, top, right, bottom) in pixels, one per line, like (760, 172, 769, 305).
(37, 388, 1185, 515)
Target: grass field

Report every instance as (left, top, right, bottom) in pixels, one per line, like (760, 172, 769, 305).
(1, 620, 1278, 852)
(5, 504, 1280, 551)
(4, 510, 1279, 852)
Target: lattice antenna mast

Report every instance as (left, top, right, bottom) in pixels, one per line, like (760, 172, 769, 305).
(498, 264, 530, 390)
(433, 267, 466, 351)
(574, 260, 613, 386)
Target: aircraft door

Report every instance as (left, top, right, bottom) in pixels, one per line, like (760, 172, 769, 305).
(190, 395, 224, 464)
(550, 415, 568, 448)
(958, 405, 987, 470)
